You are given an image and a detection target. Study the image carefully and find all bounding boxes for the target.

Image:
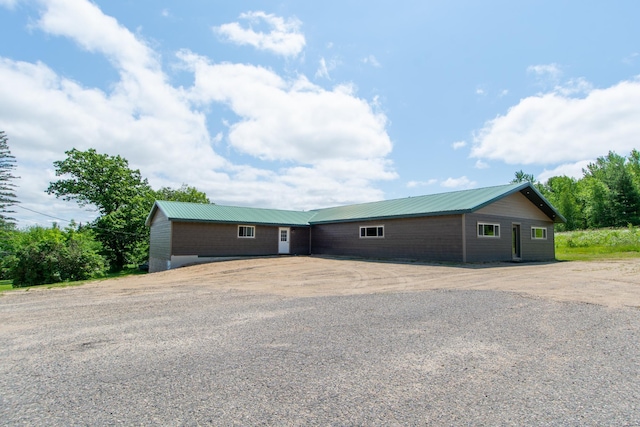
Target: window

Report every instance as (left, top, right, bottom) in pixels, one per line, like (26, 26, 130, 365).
(478, 223, 500, 238)
(360, 225, 384, 238)
(531, 227, 547, 240)
(238, 225, 255, 238)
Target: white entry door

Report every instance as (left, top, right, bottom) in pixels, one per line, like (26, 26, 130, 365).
(278, 227, 290, 254)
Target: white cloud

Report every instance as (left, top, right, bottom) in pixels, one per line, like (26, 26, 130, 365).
(0, 0, 396, 226)
(362, 55, 381, 68)
(474, 160, 489, 169)
(315, 57, 339, 80)
(451, 140, 466, 150)
(161, 8, 169, 17)
(499, 89, 509, 97)
(528, 63, 562, 80)
(213, 11, 305, 57)
(441, 176, 476, 189)
(407, 179, 437, 188)
(554, 77, 593, 96)
(178, 50, 393, 165)
(0, 0, 17, 7)
(316, 57, 330, 79)
(537, 160, 592, 183)
(476, 87, 486, 96)
(471, 77, 640, 166)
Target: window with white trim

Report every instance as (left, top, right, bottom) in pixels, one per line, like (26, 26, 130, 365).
(360, 225, 384, 238)
(531, 227, 547, 240)
(238, 225, 255, 238)
(478, 223, 500, 238)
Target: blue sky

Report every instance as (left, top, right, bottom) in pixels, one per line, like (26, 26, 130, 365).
(1, 0, 639, 226)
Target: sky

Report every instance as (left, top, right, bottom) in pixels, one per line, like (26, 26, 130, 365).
(1, 0, 639, 227)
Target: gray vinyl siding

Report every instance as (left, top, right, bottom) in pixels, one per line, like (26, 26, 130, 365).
(289, 227, 311, 255)
(465, 213, 555, 262)
(171, 222, 311, 257)
(311, 215, 463, 261)
(149, 210, 172, 272)
(522, 220, 556, 261)
(476, 192, 550, 221)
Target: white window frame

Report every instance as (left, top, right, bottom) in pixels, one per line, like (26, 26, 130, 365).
(360, 225, 385, 238)
(238, 225, 255, 238)
(531, 227, 547, 240)
(477, 222, 500, 238)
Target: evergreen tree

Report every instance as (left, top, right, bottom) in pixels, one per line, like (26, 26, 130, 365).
(0, 131, 19, 226)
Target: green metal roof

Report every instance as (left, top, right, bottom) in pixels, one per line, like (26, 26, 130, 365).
(308, 182, 565, 223)
(146, 183, 566, 226)
(146, 201, 316, 227)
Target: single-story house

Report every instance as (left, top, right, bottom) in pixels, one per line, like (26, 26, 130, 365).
(145, 182, 565, 273)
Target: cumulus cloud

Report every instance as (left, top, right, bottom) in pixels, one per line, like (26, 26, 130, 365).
(362, 55, 381, 68)
(471, 77, 640, 166)
(527, 63, 562, 81)
(315, 57, 339, 80)
(407, 179, 437, 188)
(474, 160, 489, 169)
(0, 1, 396, 225)
(451, 140, 466, 150)
(537, 160, 592, 183)
(441, 176, 476, 189)
(178, 50, 393, 165)
(214, 11, 305, 57)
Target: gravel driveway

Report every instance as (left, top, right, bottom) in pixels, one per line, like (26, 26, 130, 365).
(1, 257, 639, 425)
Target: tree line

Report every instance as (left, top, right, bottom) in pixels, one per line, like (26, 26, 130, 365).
(515, 150, 640, 231)
(2, 127, 639, 286)
(1, 137, 209, 287)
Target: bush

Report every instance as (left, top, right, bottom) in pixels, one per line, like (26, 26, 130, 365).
(9, 225, 106, 288)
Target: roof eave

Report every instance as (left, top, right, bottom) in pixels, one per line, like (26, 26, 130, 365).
(144, 201, 162, 227)
(309, 209, 471, 225)
(168, 218, 311, 227)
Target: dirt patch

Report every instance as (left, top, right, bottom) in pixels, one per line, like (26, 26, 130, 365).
(33, 256, 640, 308)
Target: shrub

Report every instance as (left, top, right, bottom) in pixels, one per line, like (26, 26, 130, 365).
(9, 225, 106, 288)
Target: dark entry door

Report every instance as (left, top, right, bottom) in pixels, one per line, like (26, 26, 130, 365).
(512, 224, 521, 260)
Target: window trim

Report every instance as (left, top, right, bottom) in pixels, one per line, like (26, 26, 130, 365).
(359, 225, 385, 238)
(531, 226, 548, 240)
(238, 225, 256, 239)
(477, 222, 501, 238)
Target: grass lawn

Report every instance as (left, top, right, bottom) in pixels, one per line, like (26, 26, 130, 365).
(555, 227, 640, 261)
(0, 280, 12, 292)
(0, 266, 146, 293)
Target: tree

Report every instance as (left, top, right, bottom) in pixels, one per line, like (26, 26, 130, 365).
(0, 131, 19, 225)
(511, 170, 536, 184)
(539, 176, 583, 231)
(583, 151, 640, 227)
(154, 184, 210, 203)
(47, 149, 154, 270)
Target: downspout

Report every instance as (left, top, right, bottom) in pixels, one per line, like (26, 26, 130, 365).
(309, 225, 313, 255)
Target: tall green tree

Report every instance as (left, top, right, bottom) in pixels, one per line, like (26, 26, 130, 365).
(583, 151, 640, 226)
(47, 148, 154, 270)
(0, 131, 19, 226)
(539, 176, 583, 231)
(154, 184, 210, 203)
(511, 170, 536, 184)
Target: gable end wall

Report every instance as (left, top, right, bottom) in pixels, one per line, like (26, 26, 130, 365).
(149, 209, 172, 273)
(465, 212, 555, 262)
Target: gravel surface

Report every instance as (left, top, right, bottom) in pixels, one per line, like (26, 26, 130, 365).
(1, 259, 640, 425)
